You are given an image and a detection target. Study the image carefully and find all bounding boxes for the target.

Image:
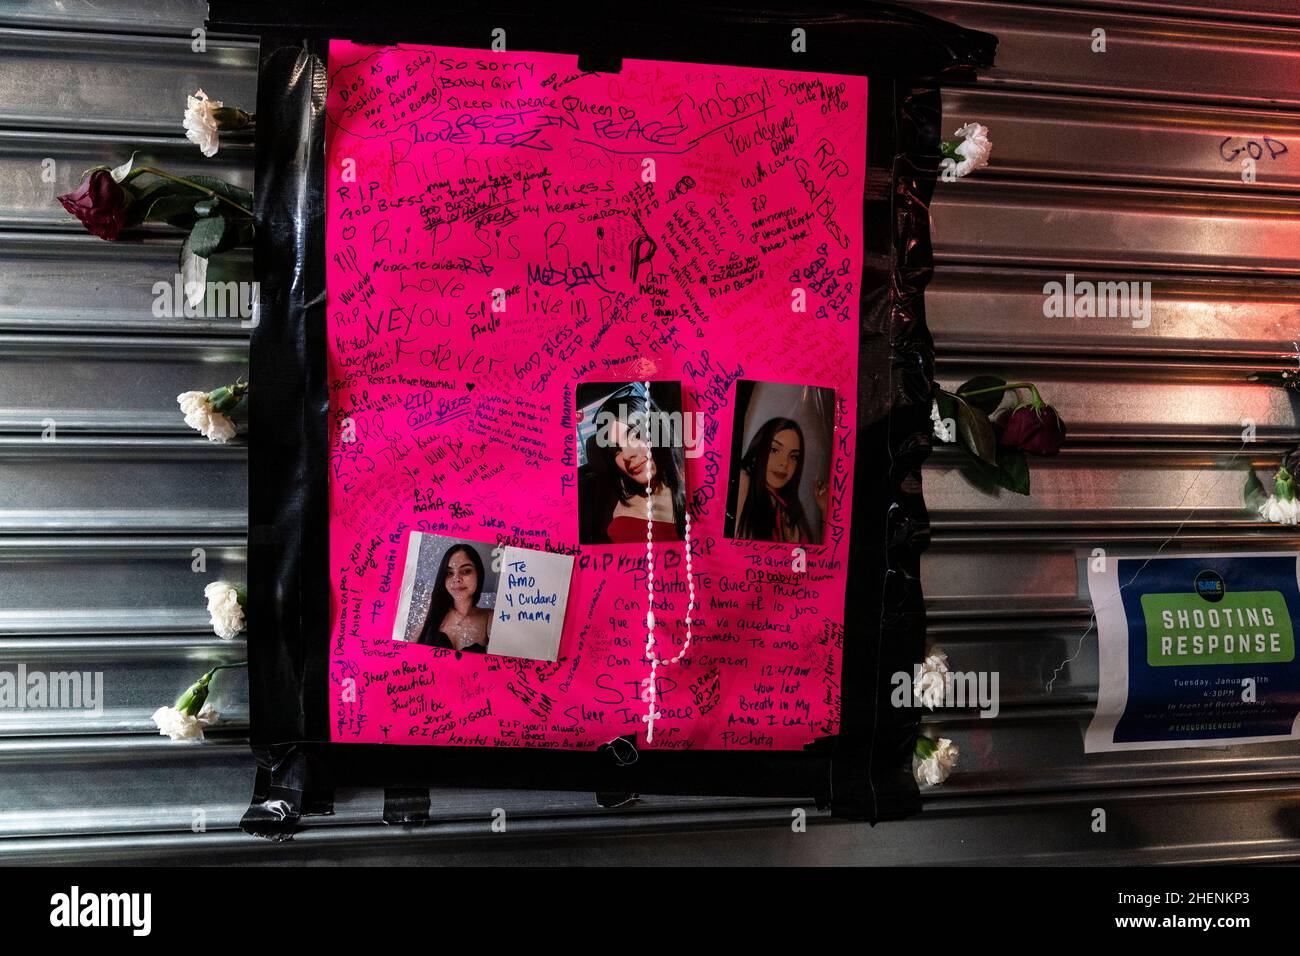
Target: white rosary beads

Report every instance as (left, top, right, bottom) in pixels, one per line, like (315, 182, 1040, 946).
(640, 380, 694, 743)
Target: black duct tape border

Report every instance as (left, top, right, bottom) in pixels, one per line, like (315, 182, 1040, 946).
(221, 1, 995, 841)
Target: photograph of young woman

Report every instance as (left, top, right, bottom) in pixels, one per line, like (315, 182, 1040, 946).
(411, 543, 494, 652)
(576, 382, 687, 545)
(726, 382, 835, 544)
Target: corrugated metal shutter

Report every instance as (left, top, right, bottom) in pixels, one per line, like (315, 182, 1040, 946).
(2, 0, 1299, 864)
(0, 0, 259, 859)
(908, 0, 1300, 865)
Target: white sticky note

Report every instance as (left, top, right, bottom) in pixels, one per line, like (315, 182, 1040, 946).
(487, 547, 575, 662)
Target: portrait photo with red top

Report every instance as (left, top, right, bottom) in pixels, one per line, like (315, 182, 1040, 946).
(575, 381, 689, 546)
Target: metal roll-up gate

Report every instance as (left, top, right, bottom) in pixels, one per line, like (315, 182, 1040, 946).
(0, 0, 1298, 864)
(911, 0, 1300, 865)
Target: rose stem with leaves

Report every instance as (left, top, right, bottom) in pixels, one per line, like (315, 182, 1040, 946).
(956, 382, 1044, 407)
(125, 166, 253, 218)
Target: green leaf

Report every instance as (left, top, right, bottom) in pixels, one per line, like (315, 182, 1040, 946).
(993, 448, 1030, 495)
(940, 388, 1027, 495)
(129, 180, 174, 205)
(955, 375, 1007, 415)
(953, 397, 998, 465)
(186, 215, 227, 260)
(934, 389, 958, 437)
(233, 217, 255, 246)
(182, 175, 253, 211)
(164, 209, 201, 230)
(136, 186, 204, 226)
(961, 447, 1031, 497)
(126, 181, 202, 228)
(1244, 467, 1267, 510)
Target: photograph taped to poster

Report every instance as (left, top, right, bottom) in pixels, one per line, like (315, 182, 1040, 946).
(1086, 552, 1300, 753)
(725, 380, 835, 545)
(391, 533, 575, 661)
(326, 40, 866, 750)
(575, 380, 689, 546)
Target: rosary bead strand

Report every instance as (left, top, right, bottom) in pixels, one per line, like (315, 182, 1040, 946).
(639, 380, 694, 742)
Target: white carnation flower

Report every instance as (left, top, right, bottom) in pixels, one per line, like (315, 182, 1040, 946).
(1260, 495, 1299, 525)
(204, 581, 246, 639)
(183, 88, 222, 157)
(914, 737, 960, 787)
(930, 400, 955, 443)
(941, 122, 992, 179)
(913, 647, 950, 709)
(151, 702, 218, 741)
(177, 390, 236, 443)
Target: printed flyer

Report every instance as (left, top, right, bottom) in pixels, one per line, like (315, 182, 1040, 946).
(1086, 552, 1300, 752)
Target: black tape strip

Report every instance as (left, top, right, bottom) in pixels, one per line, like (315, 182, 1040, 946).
(382, 788, 433, 825)
(245, 33, 334, 753)
(830, 77, 940, 822)
(209, 1, 995, 81)
(240, 745, 335, 842)
(593, 734, 640, 808)
(576, 53, 623, 73)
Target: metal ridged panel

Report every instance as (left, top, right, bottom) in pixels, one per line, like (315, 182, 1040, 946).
(1028, 0, 1300, 26)
(0, 437, 246, 533)
(0, 335, 250, 432)
(938, 363, 1298, 441)
(926, 445, 1285, 523)
(924, 718, 1300, 795)
(0, 28, 258, 134)
(929, 266, 1300, 357)
(0, 0, 215, 35)
(903, 0, 1300, 865)
(932, 180, 1300, 274)
(942, 88, 1300, 192)
(0, 234, 253, 334)
(0, 737, 256, 842)
(905, 0, 1300, 108)
(0, 536, 246, 632)
(6, 783, 1300, 864)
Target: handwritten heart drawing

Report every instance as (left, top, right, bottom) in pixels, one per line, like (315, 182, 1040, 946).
(618, 106, 635, 121)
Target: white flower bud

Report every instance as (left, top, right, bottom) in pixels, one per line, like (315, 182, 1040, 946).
(177, 390, 237, 443)
(183, 89, 222, 157)
(913, 647, 950, 709)
(914, 737, 960, 787)
(204, 581, 246, 639)
(151, 702, 218, 741)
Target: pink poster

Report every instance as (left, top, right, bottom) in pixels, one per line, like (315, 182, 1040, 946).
(325, 40, 867, 750)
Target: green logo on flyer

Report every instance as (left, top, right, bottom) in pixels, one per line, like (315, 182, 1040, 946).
(1142, 591, 1295, 666)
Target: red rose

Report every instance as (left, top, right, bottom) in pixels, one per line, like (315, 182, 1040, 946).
(58, 170, 129, 240)
(999, 404, 1067, 456)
